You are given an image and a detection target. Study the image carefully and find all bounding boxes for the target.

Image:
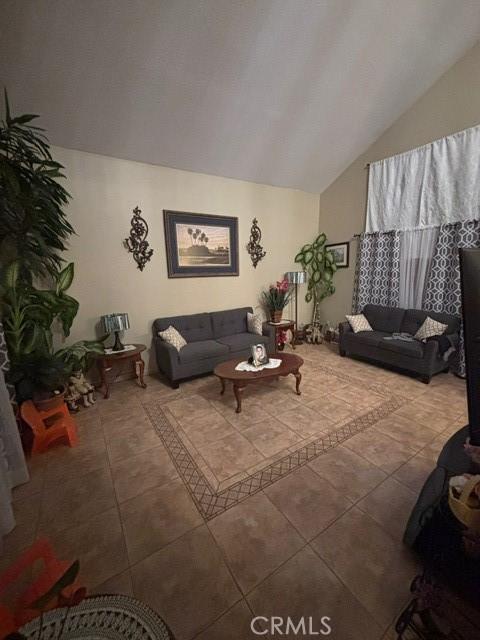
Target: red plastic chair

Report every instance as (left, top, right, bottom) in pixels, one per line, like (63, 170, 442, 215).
(20, 400, 78, 454)
(0, 539, 85, 636)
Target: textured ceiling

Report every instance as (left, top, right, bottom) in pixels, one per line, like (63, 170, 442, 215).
(1, 0, 479, 192)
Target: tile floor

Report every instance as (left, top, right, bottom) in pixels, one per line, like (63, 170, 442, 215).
(3, 343, 468, 639)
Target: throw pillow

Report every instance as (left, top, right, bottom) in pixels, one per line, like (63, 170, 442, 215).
(345, 313, 373, 333)
(158, 325, 187, 352)
(247, 312, 263, 336)
(415, 316, 448, 342)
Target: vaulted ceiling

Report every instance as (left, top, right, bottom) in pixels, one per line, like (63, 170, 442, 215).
(1, 1, 479, 192)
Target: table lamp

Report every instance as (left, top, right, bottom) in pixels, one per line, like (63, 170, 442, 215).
(101, 313, 130, 351)
(284, 271, 307, 344)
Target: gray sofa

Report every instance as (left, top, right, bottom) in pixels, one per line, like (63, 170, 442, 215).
(339, 304, 460, 383)
(153, 306, 275, 387)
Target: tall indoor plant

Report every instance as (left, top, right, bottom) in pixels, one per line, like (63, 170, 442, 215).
(294, 233, 337, 323)
(0, 92, 103, 406)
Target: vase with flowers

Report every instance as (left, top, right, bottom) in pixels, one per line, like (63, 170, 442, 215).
(262, 278, 292, 323)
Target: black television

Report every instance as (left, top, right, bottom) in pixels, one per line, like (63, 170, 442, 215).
(404, 248, 480, 548)
(459, 248, 480, 446)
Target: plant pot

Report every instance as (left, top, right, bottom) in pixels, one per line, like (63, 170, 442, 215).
(33, 387, 66, 412)
(271, 310, 283, 323)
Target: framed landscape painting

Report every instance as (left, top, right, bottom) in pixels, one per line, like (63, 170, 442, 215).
(163, 210, 239, 277)
(325, 241, 349, 268)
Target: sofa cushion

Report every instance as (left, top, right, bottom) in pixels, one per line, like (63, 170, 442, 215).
(153, 313, 213, 342)
(415, 316, 448, 341)
(211, 307, 252, 338)
(178, 340, 229, 364)
(345, 314, 373, 333)
(401, 309, 459, 336)
(217, 332, 269, 352)
(343, 330, 390, 348)
(379, 338, 424, 359)
(363, 304, 405, 333)
(158, 325, 187, 352)
(247, 312, 263, 335)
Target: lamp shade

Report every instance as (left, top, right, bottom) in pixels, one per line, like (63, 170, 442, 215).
(284, 271, 307, 284)
(101, 313, 130, 333)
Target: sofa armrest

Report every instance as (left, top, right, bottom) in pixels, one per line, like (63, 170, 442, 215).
(262, 322, 275, 339)
(446, 332, 460, 351)
(338, 321, 352, 356)
(153, 336, 179, 380)
(423, 339, 440, 362)
(262, 322, 276, 355)
(339, 321, 352, 336)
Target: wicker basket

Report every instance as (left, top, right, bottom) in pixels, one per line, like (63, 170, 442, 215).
(448, 475, 480, 532)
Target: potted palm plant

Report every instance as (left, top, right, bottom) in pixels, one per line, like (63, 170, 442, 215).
(0, 93, 104, 410)
(262, 278, 292, 322)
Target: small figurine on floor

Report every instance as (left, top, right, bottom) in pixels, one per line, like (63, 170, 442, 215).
(305, 323, 322, 344)
(65, 384, 81, 413)
(69, 370, 96, 408)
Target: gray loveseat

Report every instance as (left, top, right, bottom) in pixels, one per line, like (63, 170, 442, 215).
(339, 304, 460, 383)
(153, 306, 275, 387)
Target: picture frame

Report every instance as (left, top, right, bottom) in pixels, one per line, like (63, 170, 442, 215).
(251, 343, 269, 367)
(163, 210, 239, 278)
(325, 242, 349, 268)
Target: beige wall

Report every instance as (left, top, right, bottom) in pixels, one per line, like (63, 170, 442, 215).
(319, 40, 480, 325)
(55, 147, 319, 371)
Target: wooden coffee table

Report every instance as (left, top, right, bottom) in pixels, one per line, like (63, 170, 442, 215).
(214, 352, 304, 413)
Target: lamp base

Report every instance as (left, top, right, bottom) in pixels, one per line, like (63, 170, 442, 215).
(112, 331, 125, 351)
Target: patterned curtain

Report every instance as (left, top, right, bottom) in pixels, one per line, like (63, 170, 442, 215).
(423, 220, 480, 376)
(352, 231, 401, 313)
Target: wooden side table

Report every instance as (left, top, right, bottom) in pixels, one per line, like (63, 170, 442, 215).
(267, 320, 296, 351)
(96, 343, 147, 399)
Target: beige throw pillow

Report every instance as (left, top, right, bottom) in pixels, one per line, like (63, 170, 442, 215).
(247, 312, 263, 336)
(158, 325, 187, 351)
(415, 316, 448, 342)
(345, 313, 373, 333)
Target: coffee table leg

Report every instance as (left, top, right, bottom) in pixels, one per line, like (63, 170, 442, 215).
(293, 370, 302, 395)
(219, 378, 226, 395)
(233, 383, 244, 413)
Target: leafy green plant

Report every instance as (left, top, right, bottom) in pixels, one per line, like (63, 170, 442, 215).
(55, 338, 106, 374)
(294, 233, 337, 305)
(8, 352, 70, 403)
(1, 261, 79, 360)
(0, 95, 104, 403)
(0, 90, 74, 278)
(261, 278, 292, 313)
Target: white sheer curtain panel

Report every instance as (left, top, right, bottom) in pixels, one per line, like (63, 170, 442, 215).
(367, 125, 480, 233)
(398, 227, 439, 309)
(0, 369, 29, 548)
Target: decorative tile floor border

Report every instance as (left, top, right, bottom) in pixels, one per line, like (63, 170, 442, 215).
(144, 365, 405, 521)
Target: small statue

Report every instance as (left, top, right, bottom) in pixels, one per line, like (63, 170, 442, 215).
(305, 323, 322, 344)
(69, 370, 96, 408)
(65, 384, 81, 413)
